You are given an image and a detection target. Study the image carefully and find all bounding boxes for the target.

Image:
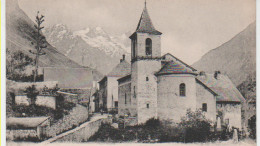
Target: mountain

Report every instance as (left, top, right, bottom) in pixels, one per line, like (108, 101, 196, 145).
(192, 22, 256, 86)
(43, 24, 131, 74)
(6, 0, 83, 68)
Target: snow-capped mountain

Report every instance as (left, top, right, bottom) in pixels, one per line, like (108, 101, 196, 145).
(73, 26, 131, 57)
(43, 24, 131, 74)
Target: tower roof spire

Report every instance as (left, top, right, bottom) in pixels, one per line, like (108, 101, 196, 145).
(135, 1, 162, 35)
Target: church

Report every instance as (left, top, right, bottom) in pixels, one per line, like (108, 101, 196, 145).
(117, 3, 245, 129)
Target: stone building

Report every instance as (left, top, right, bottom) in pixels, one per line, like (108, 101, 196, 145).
(98, 55, 131, 112)
(118, 3, 245, 128)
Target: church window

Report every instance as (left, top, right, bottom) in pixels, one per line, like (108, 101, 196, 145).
(202, 103, 207, 112)
(179, 83, 186, 96)
(145, 38, 152, 55)
(146, 77, 149, 81)
(132, 39, 136, 58)
(147, 104, 149, 108)
(125, 93, 127, 104)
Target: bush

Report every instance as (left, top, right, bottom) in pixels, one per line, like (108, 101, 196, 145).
(89, 110, 223, 143)
(178, 109, 212, 142)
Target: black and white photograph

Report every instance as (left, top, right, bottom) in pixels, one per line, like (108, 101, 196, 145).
(4, 0, 256, 145)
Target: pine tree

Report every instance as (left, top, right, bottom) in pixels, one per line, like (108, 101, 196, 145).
(30, 11, 47, 82)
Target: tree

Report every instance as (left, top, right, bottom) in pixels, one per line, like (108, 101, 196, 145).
(6, 49, 33, 80)
(30, 11, 47, 82)
(25, 85, 39, 106)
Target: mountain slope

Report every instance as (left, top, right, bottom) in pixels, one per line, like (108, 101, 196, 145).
(43, 24, 131, 74)
(192, 22, 256, 86)
(6, 0, 82, 68)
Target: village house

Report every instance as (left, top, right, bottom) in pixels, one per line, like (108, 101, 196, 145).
(117, 3, 245, 129)
(98, 55, 131, 112)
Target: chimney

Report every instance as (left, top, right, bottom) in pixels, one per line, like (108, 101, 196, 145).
(199, 71, 205, 76)
(214, 71, 221, 79)
(123, 54, 125, 61)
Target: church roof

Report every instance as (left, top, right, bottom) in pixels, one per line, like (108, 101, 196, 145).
(155, 60, 197, 76)
(162, 53, 197, 71)
(196, 73, 245, 103)
(107, 60, 131, 77)
(131, 3, 162, 38)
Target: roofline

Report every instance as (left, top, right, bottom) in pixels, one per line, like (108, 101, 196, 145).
(129, 31, 162, 39)
(117, 74, 131, 82)
(155, 61, 198, 76)
(162, 53, 197, 71)
(98, 76, 107, 83)
(216, 101, 241, 104)
(195, 78, 218, 96)
(155, 72, 198, 76)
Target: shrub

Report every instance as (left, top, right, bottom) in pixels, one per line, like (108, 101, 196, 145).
(25, 85, 39, 106)
(179, 109, 212, 142)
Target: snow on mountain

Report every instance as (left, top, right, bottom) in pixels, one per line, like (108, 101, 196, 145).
(43, 24, 131, 74)
(73, 27, 130, 57)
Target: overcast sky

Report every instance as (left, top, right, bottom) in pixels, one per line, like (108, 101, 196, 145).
(18, 0, 255, 64)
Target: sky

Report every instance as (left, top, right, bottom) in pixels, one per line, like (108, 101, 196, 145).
(18, 0, 255, 64)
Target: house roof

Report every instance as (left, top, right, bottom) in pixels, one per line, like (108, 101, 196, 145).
(107, 60, 131, 77)
(7, 117, 49, 129)
(130, 3, 162, 38)
(196, 73, 245, 103)
(155, 60, 198, 76)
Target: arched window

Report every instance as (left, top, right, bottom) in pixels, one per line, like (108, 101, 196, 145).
(145, 38, 152, 55)
(179, 83, 186, 96)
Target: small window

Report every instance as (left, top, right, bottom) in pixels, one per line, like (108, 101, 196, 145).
(202, 103, 207, 112)
(179, 83, 186, 96)
(115, 101, 118, 108)
(133, 86, 136, 98)
(145, 38, 152, 55)
(125, 93, 127, 104)
(147, 104, 149, 108)
(146, 77, 149, 81)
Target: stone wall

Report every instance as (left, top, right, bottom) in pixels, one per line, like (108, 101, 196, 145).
(217, 103, 242, 129)
(196, 81, 217, 122)
(6, 129, 37, 141)
(133, 60, 161, 124)
(118, 80, 137, 117)
(8, 81, 58, 91)
(54, 118, 103, 142)
(46, 104, 88, 137)
(135, 33, 161, 58)
(157, 74, 197, 123)
(15, 95, 56, 109)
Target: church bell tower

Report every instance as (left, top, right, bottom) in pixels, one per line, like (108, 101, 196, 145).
(129, 1, 162, 124)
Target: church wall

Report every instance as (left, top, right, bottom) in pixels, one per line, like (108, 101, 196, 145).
(132, 60, 161, 124)
(157, 74, 197, 123)
(196, 82, 216, 122)
(217, 103, 242, 129)
(136, 33, 161, 58)
(118, 80, 137, 117)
